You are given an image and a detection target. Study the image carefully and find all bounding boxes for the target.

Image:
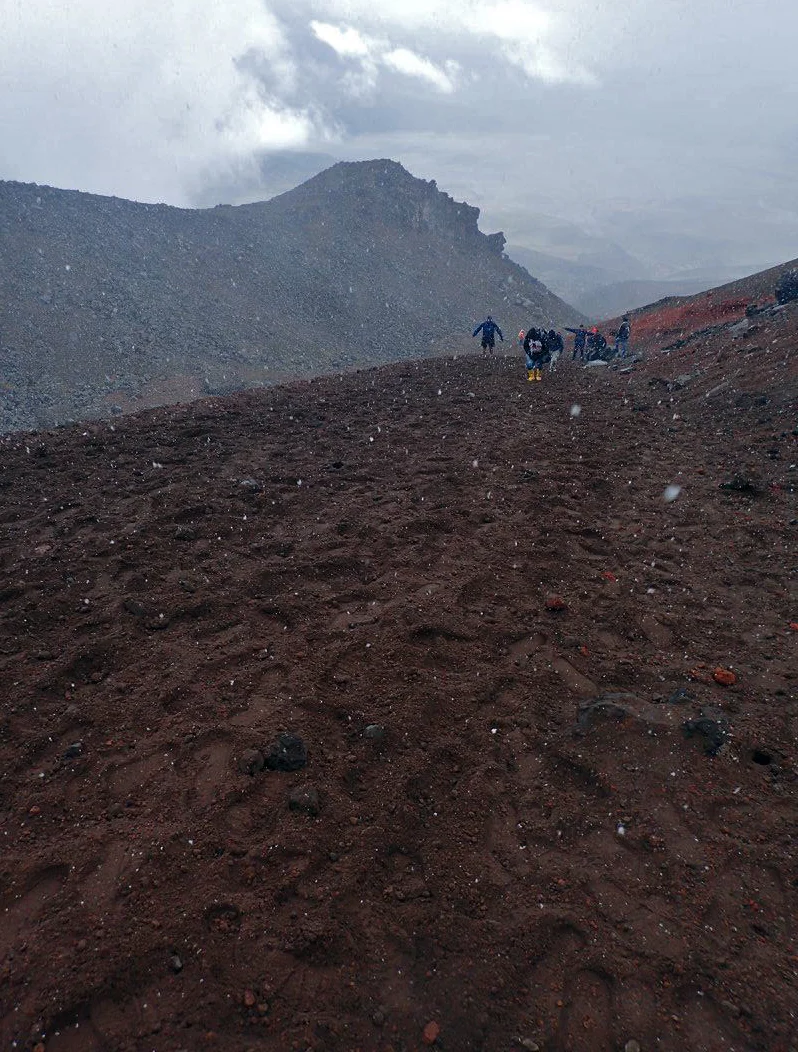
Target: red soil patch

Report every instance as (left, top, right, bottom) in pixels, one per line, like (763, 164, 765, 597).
(0, 341, 796, 1051)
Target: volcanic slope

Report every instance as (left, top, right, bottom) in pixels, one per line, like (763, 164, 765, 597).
(0, 160, 576, 432)
(600, 255, 798, 356)
(0, 325, 796, 1052)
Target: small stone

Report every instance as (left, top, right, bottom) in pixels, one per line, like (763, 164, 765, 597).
(264, 733, 307, 772)
(545, 593, 567, 612)
(243, 989, 256, 1008)
(237, 749, 265, 776)
(422, 1020, 441, 1045)
(720, 1000, 741, 1017)
(514, 1041, 540, 1052)
(712, 666, 737, 686)
(666, 687, 693, 705)
(170, 955, 183, 973)
(62, 741, 84, 759)
(683, 714, 729, 756)
(364, 724, 386, 740)
(288, 786, 320, 817)
(372, 1010, 386, 1027)
(624, 1042, 642, 1052)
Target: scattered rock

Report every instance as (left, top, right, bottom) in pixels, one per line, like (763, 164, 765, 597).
(734, 392, 769, 410)
(170, 954, 183, 973)
(665, 687, 693, 705)
(683, 714, 729, 756)
(670, 373, 694, 389)
(174, 525, 197, 541)
(422, 1020, 441, 1045)
(238, 478, 263, 493)
(288, 785, 320, 817)
(243, 989, 256, 1008)
(624, 1041, 642, 1052)
(512, 1039, 541, 1051)
(545, 593, 567, 612)
(371, 1009, 386, 1027)
(712, 666, 737, 686)
(237, 749, 265, 776)
(364, 724, 386, 741)
(123, 598, 147, 616)
(719, 474, 763, 496)
(62, 741, 84, 759)
(728, 319, 751, 337)
(751, 748, 773, 766)
(265, 733, 307, 772)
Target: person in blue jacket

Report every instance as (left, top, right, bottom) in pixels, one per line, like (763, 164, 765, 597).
(472, 315, 504, 354)
(565, 324, 588, 360)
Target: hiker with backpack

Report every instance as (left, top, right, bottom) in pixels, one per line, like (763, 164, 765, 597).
(472, 315, 504, 355)
(523, 327, 548, 381)
(614, 316, 631, 358)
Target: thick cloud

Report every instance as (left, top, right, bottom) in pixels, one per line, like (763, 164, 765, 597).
(1, 0, 797, 277)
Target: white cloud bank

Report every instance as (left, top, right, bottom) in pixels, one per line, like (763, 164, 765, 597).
(310, 22, 458, 94)
(0, 0, 323, 203)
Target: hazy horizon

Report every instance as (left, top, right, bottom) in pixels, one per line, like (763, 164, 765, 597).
(3, 1, 797, 287)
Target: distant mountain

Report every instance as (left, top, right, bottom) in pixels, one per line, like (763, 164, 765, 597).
(0, 160, 578, 431)
(577, 278, 718, 320)
(507, 239, 760, 318)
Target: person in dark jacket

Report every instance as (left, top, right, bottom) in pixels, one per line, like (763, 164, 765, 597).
(565, 324, 588, 360)
(614, 316, 631, 358)
(586, 329, 608, 360)
(523, 327, 549, 381)
(472, 315, 504, 354)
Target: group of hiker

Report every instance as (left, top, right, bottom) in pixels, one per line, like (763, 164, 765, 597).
(472, 314, 632, 382)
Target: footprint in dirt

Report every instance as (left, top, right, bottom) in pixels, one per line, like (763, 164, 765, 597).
(559, 968, 615, 1052)
(39, 1005, 104, 1052)
(703, 860, 792, 942)
(0, 863, 69, 959)
(80, 841, 138, 909)
(507, 632, 547, 665)
(552, 657, 597, 696)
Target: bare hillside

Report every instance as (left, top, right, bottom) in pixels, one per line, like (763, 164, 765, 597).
(0, 161, 577, 432)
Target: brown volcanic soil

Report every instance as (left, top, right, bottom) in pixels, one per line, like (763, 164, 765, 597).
(0, 326, 796, 1052)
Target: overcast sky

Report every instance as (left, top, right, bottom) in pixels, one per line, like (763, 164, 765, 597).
(2, 0, 797, 277)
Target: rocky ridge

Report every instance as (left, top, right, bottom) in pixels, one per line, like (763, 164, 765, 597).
(0, 160, 577, 432)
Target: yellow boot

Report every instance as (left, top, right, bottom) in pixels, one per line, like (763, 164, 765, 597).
(535, 368, 542, 381)
(527, 369, 534, 382)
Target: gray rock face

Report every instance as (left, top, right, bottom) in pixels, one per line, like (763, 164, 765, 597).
(0, 161, 579, 432)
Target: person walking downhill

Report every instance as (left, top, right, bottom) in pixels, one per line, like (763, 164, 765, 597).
(547, 329, 564, 370)
(523, 327, 546, 381)
(615, 315, 632, 358)
(472, 315, 504, 356)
